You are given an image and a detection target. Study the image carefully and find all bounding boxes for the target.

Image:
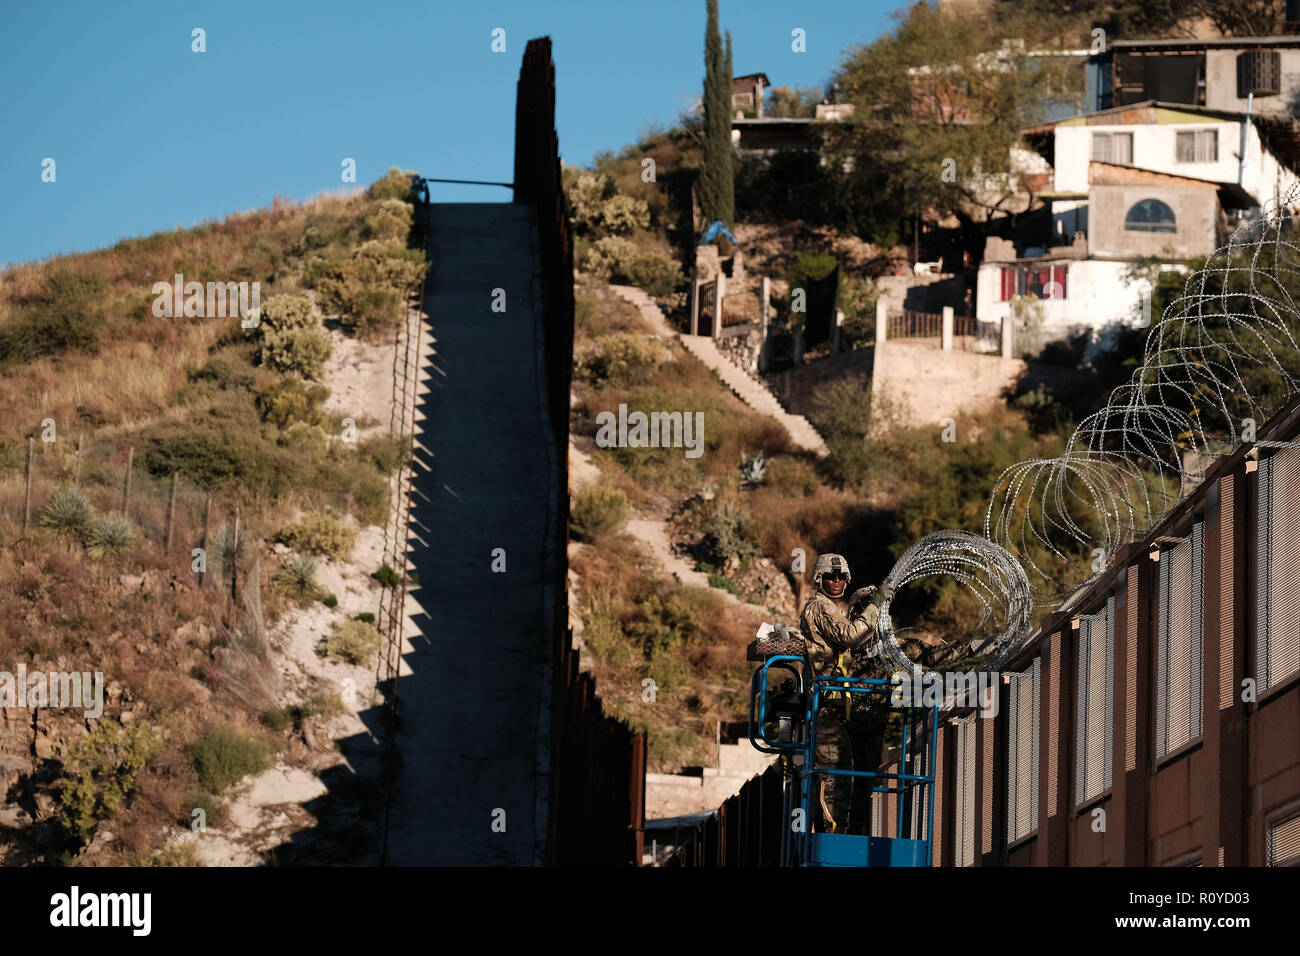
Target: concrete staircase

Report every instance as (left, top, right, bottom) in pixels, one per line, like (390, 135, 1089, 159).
(608, 284, 829, 457)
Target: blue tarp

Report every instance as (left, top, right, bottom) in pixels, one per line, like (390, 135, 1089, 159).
(698, 220, 739, 247)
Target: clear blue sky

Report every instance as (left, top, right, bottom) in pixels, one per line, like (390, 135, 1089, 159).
(0, 0, 900, 268)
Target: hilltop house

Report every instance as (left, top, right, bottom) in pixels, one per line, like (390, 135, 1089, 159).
(730, 76, 856, 155)
(976, 58, 1300, 354)
(732, 73, 770, 117)
(1088, 35, 1300, 115)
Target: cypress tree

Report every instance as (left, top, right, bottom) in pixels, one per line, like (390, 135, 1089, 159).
(722, 29, 735, 229)
(700, 0, 733, 234)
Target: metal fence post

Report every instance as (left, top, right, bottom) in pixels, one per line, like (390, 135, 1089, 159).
(23, 437, 34, 529)
(230, 507, 240, 602)
(166, 471, 179, 552)
(74, 434, 84, 487)
(122, 446, 134, 516)
(201, 494, 212, 587)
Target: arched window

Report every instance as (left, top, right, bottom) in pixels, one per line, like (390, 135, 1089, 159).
(1124, 199, 1177, 233)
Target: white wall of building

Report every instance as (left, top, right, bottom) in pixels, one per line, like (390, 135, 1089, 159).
(1053, 118, 1300, 209)
(976, 258, 1152, 339)
(1054, 120, 1243, 192)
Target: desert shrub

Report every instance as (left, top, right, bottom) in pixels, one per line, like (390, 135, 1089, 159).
(323, 593, 338, 608)
(258, 377, 329, 428)
(190, 357, 255, 391)
(253, 295, 332, 378)
(276, 552, 324, 602)
(324, 461, 389, 526)
(367, 167, 416, 202)
(0, 266, 106, 370)
(258, 326, 333, 379)
(87, 513, 135, 560)
(571, 485, 629, 541)
(625, 252, 684, 297)
(183, 790, 223, 829)
(373, 564, 400, 588)
(575, 332, 663, 385)
(326, 619, 382, 666)
(699, 492, 759, 567)
(363, 198, 413, 242)
(806, 376, 885, 489)
(144, 427, 288, 495)
(348, 287, 406, 335)
(39, 485, 93, 538)
(566, 173, 610, 232)
(574, 295, 603, 336)
(57, 721, 154, 842)
(148, 842, 201, 867)
(353, 239, 428, 290)
(584, 236, 639, 281)
(360, 433, 410, 474)
(628, 585, 706, 658)
(600, 194, 650, 234)
(261, 708, 293, 732)
(279, 422, 331, 459)
(278, 511, 356, 559)
(354, 611, 376, 624)
(311, 240, 428, 339)
(191, 727, 276, 792)
(256, 294, 319, 333)
(300, 692, 344, 717)
(582, 237, 682, 297)
(767, 455, 819, 497)
(0, 438, 25, 476)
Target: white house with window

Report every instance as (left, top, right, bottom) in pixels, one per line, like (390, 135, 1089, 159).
(976, 101, 1300, 356)
(1049, 102, 1298, 206)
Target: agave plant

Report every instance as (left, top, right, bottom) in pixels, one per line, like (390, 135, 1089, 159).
(86, 513, 135, 560)
(276, 552, 323, 602)
(39, 485, 93, 538)
(739, 450, 768, 485)
(210, 521, 248, 575)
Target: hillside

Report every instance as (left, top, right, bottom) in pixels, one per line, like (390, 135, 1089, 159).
(0, 170, 426, 864)
(561, 110, 1110, 782)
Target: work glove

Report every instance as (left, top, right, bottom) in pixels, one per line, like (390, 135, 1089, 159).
(869, 581, 895, 608)
(847, 587, 876, 616)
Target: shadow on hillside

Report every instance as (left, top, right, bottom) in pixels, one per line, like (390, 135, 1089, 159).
(260, 686, 390, 865)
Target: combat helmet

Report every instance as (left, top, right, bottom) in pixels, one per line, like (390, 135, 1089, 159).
(811, 553, 851, 594)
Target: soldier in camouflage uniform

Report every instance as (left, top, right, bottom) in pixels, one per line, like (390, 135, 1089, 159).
(799, 553, 889, 834)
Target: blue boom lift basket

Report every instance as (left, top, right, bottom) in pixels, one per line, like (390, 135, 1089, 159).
(748, 655, 938, 867)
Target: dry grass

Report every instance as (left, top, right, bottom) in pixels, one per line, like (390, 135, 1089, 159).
(0, 183, 414, 863)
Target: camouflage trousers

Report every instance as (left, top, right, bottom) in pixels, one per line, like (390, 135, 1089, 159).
(814, 703, 888, 835)
(814, 706, 853, 833)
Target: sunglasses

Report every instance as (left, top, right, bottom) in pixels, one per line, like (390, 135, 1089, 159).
(825, 573, 847, 580)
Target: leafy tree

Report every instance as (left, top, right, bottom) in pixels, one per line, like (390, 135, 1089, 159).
(765, 84, 822, 118)
(996, 0, 1187, 40)
(824, 3, 1072, 236)
(999, 0, 1277, 40)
